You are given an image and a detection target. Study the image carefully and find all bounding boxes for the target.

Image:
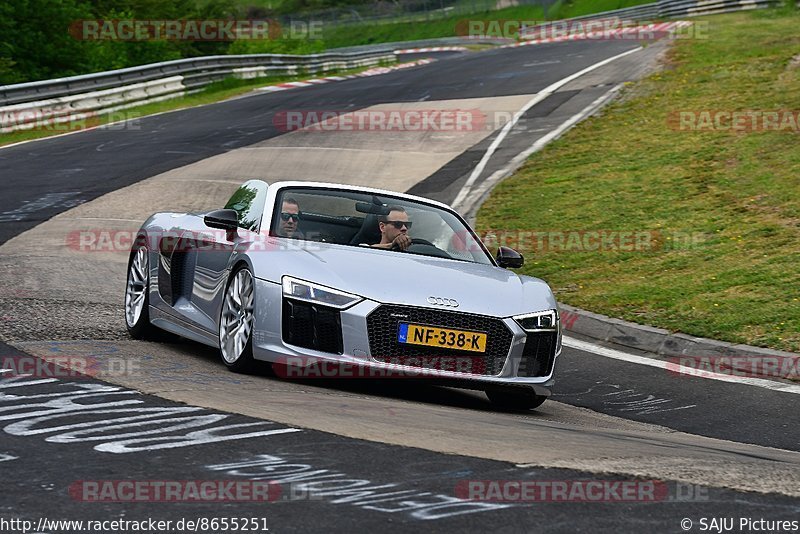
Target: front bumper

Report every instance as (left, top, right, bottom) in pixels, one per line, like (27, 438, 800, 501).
(251, 279, 559, 395)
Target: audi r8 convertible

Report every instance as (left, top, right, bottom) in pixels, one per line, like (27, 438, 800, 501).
(124, 180, 561, 410)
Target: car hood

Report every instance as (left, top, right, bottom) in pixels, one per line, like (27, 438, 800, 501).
(249, 240, 557, 317)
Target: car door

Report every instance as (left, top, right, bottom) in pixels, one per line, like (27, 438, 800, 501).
(188, 180, 269, 332)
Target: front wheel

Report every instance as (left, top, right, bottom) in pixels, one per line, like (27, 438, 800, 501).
(486, 388, 547, 411)
(219, 266, 257, 373)
(125, 243, 158, 339)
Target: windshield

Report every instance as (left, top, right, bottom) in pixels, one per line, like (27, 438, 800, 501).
(268, 187, 494, 265)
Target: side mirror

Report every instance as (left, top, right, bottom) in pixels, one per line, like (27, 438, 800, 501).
(496, 246, 524, 269)
(204, 209, 239, 231)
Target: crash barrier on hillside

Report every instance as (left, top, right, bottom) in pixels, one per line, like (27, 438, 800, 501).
(658, 0, 781, 17)
(519, 0, 781, 39)
(0, 50, 395, 133)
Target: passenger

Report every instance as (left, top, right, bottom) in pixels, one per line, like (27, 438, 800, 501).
(277, 198, 301, 238)
(372, 206, 412, 251)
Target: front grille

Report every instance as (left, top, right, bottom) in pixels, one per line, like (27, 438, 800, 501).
(518, 332, 557, 377)
(282, 298, 343, 354)
(366, 305, 513, 376)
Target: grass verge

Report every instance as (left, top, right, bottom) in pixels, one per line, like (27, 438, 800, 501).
(0, 63, 390, 147)
(476, 8, 800, 352)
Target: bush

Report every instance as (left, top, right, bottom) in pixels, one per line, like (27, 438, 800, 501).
(227, 36, 325, 55)
(0, 0, 237, 84)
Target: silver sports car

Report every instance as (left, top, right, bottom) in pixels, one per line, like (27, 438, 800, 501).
(125, 180, 561, 410)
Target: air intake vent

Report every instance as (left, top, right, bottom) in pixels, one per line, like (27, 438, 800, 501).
(282, 298, 343, 354)
(517, 332, 557, 377)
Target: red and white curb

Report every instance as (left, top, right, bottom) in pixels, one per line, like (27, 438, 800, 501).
(256, 59, 435, 93)
(395, 46, 468, 54)
(507, 21, 692, 48)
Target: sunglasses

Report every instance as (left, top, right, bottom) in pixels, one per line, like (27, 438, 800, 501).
(280, 212, 300, 222)
(383, 220, 412, 229)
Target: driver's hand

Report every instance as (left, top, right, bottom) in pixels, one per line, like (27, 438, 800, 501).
(393, 234, 411, 250)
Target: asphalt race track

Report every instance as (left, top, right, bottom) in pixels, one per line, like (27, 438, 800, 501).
(1, 38, 798, 533)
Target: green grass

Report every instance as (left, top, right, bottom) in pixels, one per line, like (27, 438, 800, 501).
(319, 0, 656, 49)
(0, 62, 390, 147)
(321, 4, 547, 48)
(476, 8, 800, 352)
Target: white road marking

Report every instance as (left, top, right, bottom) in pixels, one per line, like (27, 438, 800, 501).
(460, 83, 623, 218)
(451, 45, 643, 211)
(0, 109, 179, 151)
(0, 380, 305, 453)
(209, 454, 511, 519)
(0, 369, 12, 374)
(563, 336, 800, 395)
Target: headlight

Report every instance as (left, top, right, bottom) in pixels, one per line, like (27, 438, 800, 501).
(281, 276, 363, 309)
(513, 309, 559, 331)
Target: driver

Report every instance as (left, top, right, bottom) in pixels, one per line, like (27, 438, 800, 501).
(372, 206, 412, 250)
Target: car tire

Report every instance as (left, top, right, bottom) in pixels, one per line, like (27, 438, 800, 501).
(124, 240, 159, 339)
(219, 265, 258, 374)
(486, 388, 547, 411)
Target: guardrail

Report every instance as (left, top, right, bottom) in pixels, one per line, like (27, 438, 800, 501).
(0, 50, 395, 133)
(559, 3, 661, 22)
(658, 0, 778, 17)
(570, 0, 780, 20)
(520, 0, 780, 38)
(331, 36, 514, 54)
(0, 0, 785, 133)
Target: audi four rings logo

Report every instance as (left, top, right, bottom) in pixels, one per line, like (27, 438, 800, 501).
(427, 296, 459, 307)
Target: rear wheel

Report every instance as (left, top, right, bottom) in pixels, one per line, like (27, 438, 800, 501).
(486, 388, 547, 411)
(219, 266, 257, 373)
(125, 243, 158, 339)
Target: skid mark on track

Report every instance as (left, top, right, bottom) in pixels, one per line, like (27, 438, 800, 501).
(600, 388, 696, 415)
(0, 192, 86, 222)
(554, 383, 696, 415)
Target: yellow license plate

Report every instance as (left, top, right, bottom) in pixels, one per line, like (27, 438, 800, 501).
(397, 323, 487, 353)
